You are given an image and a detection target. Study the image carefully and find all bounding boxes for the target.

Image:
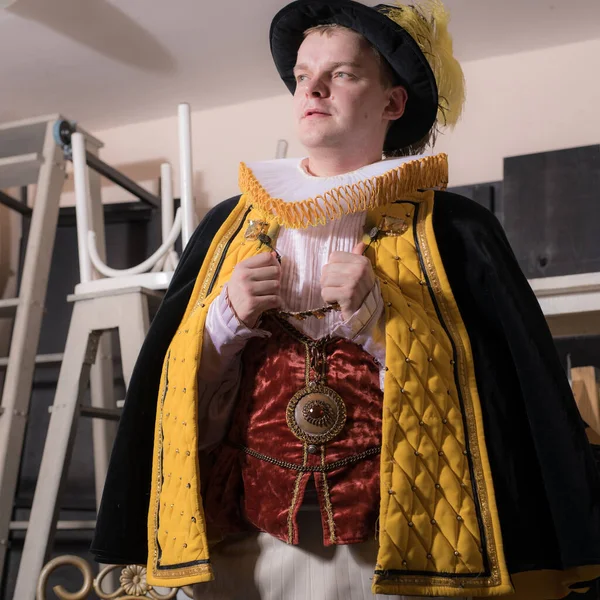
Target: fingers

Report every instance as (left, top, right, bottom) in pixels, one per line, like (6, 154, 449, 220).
(320, 270, 352, 288)
(249, 279, 280, 296)
(234, 255, 281, 284)
(321, 260, 371, 287)
(227, 251, 282, 328)
(352, 242, 366, 255)
(321, 286, 347, 305)
(259, 295, 282, 310)
(327, 250, 370, 265)
(245, 265, 281, 282)
(241, 252, 280, 269)
(231, 273, 279, 298)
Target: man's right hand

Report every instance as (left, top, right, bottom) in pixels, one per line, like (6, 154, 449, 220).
(226, 252, 282, 328)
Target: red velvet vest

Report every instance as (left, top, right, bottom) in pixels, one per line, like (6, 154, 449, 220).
(203, 316, 383, 546)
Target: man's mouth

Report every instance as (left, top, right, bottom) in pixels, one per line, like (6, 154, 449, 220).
(304, 110, 331, 118)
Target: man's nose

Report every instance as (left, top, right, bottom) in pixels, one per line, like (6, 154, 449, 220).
(306, 77, 329, 98)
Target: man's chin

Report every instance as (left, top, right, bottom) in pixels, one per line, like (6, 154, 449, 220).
(298, 132, 344, 151)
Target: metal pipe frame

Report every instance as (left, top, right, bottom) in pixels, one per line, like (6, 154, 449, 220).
(0, 189, 32, 216)
(84, 152, 159, 208)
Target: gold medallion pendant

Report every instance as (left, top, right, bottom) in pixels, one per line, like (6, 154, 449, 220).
(286, 383, 347, 445)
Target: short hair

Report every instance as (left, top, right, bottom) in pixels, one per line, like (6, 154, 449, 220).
(302, 23, 435, 156)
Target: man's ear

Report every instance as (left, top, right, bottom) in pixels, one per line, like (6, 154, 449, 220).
(384, 86, 408, 122)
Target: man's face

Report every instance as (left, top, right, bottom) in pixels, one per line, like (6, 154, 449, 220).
(293, 28, 401, 153)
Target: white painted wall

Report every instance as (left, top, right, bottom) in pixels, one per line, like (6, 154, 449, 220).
(25, 35, 598, 219)
(436, 38, 600, 185)
(66, 36, 600, 219)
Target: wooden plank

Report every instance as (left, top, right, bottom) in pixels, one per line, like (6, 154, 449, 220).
(9, 520, 95, 531)
(0, 153, 43, 188)
(572, 366, 600, 439)
(530, 272, 600, 338)
(0, 122, 47, 160)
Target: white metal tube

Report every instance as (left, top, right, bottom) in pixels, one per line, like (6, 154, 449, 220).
(71, 132, 94, 283)
(160, 162, 174, 244)
(276, 139, 288, 159)
(87, 208, 182, 277)
(178, 103, 195, 248)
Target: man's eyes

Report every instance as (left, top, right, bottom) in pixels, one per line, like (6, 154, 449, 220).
(295, 72, 355, 82)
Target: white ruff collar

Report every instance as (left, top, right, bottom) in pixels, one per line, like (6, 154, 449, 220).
(237, 153, 448, 228)
(244, 155, 430, 203)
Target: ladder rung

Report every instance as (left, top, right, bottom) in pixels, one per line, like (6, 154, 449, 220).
(0, 298, 19, 318)
(0, 352, 64, 369)
(47, 405, 121, 421)
(9, 520, 96, 531)
(80, 406, 121, 421)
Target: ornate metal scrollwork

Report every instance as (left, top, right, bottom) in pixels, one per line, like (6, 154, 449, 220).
(36, 556, 194, 600)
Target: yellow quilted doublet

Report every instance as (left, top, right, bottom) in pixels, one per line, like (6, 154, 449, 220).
(147, 157, 512, 595)
(368, 195, 511, 596)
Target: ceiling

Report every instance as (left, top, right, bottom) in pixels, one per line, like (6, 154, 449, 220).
(1, 0, 600, 132)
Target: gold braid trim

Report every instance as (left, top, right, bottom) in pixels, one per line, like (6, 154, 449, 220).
(238, 154, 448, 229)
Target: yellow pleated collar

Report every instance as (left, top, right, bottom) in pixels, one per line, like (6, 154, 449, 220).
(238, 153, 448, 229)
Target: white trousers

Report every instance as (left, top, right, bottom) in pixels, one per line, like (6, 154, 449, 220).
(194, 509, 468, 600)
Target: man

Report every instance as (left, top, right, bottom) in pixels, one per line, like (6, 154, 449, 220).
(92, 1, 600, 599)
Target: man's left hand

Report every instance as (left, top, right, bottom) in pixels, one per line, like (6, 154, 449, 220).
(321, 242, 375, 321)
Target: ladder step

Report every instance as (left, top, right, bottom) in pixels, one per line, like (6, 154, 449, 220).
(0, 298, 19, 318)
(0, 352, 64, 369)
(47, 405, 121, 421)
(80, 406, 121, 421)
(9, 520, 95, 531)
(0, 152, 43, 189)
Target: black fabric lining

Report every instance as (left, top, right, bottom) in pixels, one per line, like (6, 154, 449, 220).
(206, 205, 253, 296)
(155, 350, 170, 564)
(157, 558, 211, 570)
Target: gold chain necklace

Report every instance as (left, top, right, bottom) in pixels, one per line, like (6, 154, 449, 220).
(267, 314, 347, 448)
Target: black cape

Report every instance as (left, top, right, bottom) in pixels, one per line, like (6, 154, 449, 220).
(91, 191, 600, 578)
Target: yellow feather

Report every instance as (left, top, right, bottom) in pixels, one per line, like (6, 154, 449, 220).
(382, 0, 466, 129)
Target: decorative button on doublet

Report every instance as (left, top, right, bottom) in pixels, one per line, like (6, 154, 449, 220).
(287, 385, 346, 445)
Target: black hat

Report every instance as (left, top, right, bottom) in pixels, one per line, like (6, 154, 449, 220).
(270, 0, 465, 152)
